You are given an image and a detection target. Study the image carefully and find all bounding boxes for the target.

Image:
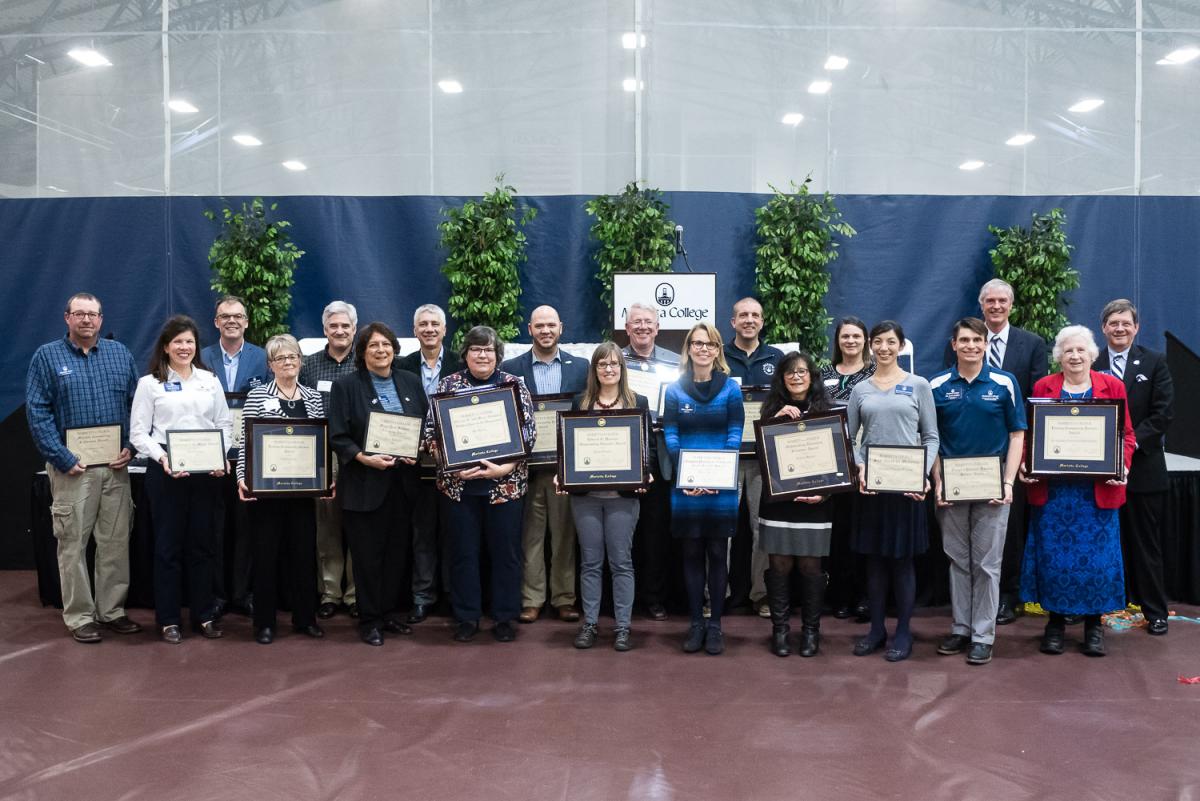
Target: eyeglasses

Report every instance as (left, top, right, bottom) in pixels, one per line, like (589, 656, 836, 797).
(785, 368, 809, 377)
(597, 361, 621, 371)
(467, 346, 496, 356)
(689, 341, 718, 351)
(68, 311, 101, 320)
(271, 354, 301, 363)
(217, 313, 247, 322)
(366, 341, 394, 351)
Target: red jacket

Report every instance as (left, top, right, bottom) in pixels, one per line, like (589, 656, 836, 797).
(1026, 371, 1136, 509)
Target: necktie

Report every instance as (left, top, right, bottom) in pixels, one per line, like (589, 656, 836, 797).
(988, 336, 1002, 369)
(1112, 353, 1125, 380)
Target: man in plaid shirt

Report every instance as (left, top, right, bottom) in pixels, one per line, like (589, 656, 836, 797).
(26, 293, 141, 643)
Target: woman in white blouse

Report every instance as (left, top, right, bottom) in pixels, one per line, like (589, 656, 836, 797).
(130, 315, 232, 644)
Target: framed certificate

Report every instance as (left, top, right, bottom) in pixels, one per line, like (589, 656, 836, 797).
(65, 424, 122, 468)
(165, 429, 226, 473)
(557, 409, 649, 492)
(755, 411, 855, 501)
(225, 393, 247, 450)
(364, 411, 423, 459)
(1026, 398, 1125, 479)
(244, 417, 332, 497)
(675, 449, 740, 491)
(739, 386, 770, 457)
(529, 393, 576, 467)
(864, 445, 928, 494)
(940, 455, 1003, 503)
(431, 381, 530, 471)
(624, 360, 677, 423)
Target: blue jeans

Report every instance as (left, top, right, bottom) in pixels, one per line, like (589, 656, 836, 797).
(571, 494, 638, 628)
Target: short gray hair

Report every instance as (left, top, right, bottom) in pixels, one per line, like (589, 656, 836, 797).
(321, 300, 357, 328)
(978, 278, 1015, 305)
(265, 333, 301, 362)
(1052, 325, 1100, 363)
(627, 302, 659, 318)
(413, 303, 446, 327)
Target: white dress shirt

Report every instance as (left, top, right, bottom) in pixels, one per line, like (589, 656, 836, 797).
(987, 323, 1010, 367)
(130, 367, 233, 462)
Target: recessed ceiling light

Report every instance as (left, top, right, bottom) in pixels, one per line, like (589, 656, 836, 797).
(438, 79, 463, 94)
(622, 78, 644, 92)
(1159, 46, 1200, 65)
(44, 185, 68, 193)
(67, 48, 111, 67)
(282, 160, 307, 171)
(1068, 98, 1104, 113)
(959, 160, 985, 171)
(781, 112, 804, 126)
(168, 99, 198, 114)
(621, 32, 647, 49)
(232, 134, 262, 147)
(807, 80, 832, 94)
(824, 55, 848, 70)
(1005, 133, 1035, 146)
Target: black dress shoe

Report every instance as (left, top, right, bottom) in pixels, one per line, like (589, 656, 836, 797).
(937, 634, 970, 655)
(965, 642, 993, 665)
(347, 603, 359, 619)
(1147, 618, 1168, 636)
(103, 616, 142, 635)
(293, 624, 325, 638)
(995, 600, 1017, 625)
(383, 619, 413, 636)
(833, 605, 853, 620)
(197, 619, 224, 639)
(255, 627, 275, 645)
(453, 621, 479, 642)
(407, 604, 430, 624)
(493, 621, 517, 642)
(243, 596, 255, 617)
(853, 634, 885, 657)
(361, 627, 384, 646)
(211, 598, 227, 619)
(853, 601, 870, 623)
(647, 604, 667, 622)
(317, 602, 338, 620)
(1040, 629, 1065, 655)
(1081, 627, 1106, 657)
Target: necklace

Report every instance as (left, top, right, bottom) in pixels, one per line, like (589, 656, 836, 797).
(596, 395, 620, 409)
(277, 383, 300, 400)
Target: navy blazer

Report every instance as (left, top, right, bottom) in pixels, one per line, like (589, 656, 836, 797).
(1095, 344, 1174, 493)
(328, 369, 428, 513)
(395, 345, 464, 388)
(200, 341, 270, 394)
(501, 349, 589, 398)
(941, 324, 1047, 401)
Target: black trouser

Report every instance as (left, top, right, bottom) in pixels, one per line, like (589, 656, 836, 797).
(1120, 491, 1170, 622)
(410, 480, 449, 607)
(998, 479, 1030, 602)
(633, 469, 672, 608)
(441, 492, 524, 624)
(145, 461, 220, 629)
(826, 492, 864, 609)
(213, 471, 253, 606)
(343, 475, 414, 633)
(248, 498, 318, 630)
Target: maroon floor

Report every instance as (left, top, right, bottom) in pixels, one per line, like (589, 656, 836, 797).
(1, 570, 1199, 801)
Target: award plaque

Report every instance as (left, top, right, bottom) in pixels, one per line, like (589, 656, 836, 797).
(1026, 398, 1125, 479)
(556, 409, 649, 492)
(165, 429, 227, 473)
(739, 386, 770, 457)
(244, 417, 332, 497)
(431, 381, 530, 471)
(675, 449, 740, 491)
(940, 455, 1003, 503)
(528, 393, 576, 467)
(363, 411, 423, 459)
(65, 424, 122, 468)
(624, 360, 677, 423)
(755, 410, 855, 501)
(225, 392, 247, 450)
(864, 445, 928, 494)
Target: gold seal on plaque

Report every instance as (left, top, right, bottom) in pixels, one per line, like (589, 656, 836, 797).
(1070, 407, 1080, 415)
(597, 418, 607, 427)
(471, 395, 480, 404)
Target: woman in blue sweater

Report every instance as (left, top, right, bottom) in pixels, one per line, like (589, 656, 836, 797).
(662, 322, 745, 655)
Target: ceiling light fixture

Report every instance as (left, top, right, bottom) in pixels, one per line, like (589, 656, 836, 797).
(958, 160, 984, 171)
(168, 99, 199, 114)
(621, 32, 647, 49)
(438, 79, 463, 93)
(1005, 133, 1035, 146)
(67, 48, 111, 67)
(282, 160, 307, 171)
(232, 134, 262, 147)
(781, 112, 804, 126)
(1068, 98, 1104, 113)
(622, 78, 644, 92)
(1158, 46, 1200, 65)
(807, 80, 832, 94)
(824, 55, 848, 70)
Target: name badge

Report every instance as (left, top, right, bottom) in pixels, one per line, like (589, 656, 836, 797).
(895, 385, 913, 396)
(317, 380, 333, 393)
(730, 376, 743, 386)
(823, 378, 839, 388)
(263, 398, 281, 413)
(165, 381, 182, 392)
(248, 377, 263, 388)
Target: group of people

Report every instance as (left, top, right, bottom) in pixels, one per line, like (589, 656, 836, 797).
(27, 278, 1175, 663)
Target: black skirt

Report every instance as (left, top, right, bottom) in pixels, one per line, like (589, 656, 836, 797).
(850, 492, 928, 559)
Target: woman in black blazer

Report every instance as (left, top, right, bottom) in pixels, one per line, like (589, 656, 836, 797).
(328, 322, 428, 646)
(236, 334, 327, 644)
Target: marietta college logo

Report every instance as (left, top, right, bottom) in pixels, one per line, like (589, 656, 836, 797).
(762, 364, 776, 376)
(655, 283, 675, 306)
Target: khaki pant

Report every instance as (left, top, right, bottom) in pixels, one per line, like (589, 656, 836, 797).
(521, 470, 577, 608)
(315, 461, 355, 605)
(47, 463, 132, 630)
(740, 462, 767, 602)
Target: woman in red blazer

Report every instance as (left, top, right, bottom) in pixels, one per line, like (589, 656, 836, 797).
(1019, 325, 1135, 658)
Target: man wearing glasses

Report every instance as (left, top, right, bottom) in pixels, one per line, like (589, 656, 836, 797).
(26, 293, 141, 643)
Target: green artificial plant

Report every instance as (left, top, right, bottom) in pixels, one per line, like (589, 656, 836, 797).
(988, 208, 1079, 344)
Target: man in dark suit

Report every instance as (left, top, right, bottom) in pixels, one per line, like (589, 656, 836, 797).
(501, 305, 589, 623)
(944, 279, 1048, 624)
(1096, 299, 1174, 635)
(200, 295, 269, 394)
(396, 303, 463, 623)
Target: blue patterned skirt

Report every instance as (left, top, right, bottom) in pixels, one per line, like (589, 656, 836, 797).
(1020, 481, 1125, 615)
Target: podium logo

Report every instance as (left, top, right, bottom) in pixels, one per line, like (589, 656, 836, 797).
(655, 283, 675, 306)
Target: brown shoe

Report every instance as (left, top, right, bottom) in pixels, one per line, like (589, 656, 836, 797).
(103, 616, 142, 635)
(556, 605, 581, 622)
(71, 622, 103, 643)
(519, 606, 540, 624)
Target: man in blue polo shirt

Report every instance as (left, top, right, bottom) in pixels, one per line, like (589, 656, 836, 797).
(929, 317, 1026, 665)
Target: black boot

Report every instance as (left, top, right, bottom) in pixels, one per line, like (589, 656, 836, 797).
(764, 569, 791, 657)
(798, 573, 826, 657)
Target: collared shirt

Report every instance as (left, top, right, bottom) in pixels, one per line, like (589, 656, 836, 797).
(621, 343, 681, 368)
(300, 346, 357, 403)
(220, 342, 244, 391)
(1106, 347, 1131, 378)
(987, 323, 1010, 367)
(530, 349, 563, 395)
(929, 364, 1026, 458)
(26, 336, 139, 473)
(129, 367, 233, 463)
(723, 340, 784, 386)
(419, 350, 444, 397)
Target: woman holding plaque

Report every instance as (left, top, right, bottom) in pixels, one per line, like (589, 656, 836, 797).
(566, 343, 651, 652)
(821, 317, 874, 621)
(130, 315, 232, 644)
(845, 321, 939, 662)
(1019, 325, 1135, 657)
(329, 322, 427, 647)
(759, 351, 835, 657)
(235, 334, 326, 644)
(662, 322, 745, 655)
(421, 325, 536, 644)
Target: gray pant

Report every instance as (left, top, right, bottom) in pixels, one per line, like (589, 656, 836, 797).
(937, 502, 1010, 644)
(411, 480, 450, 606)
(571, 494, 638, 629)
(739, 462, 767, 602)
